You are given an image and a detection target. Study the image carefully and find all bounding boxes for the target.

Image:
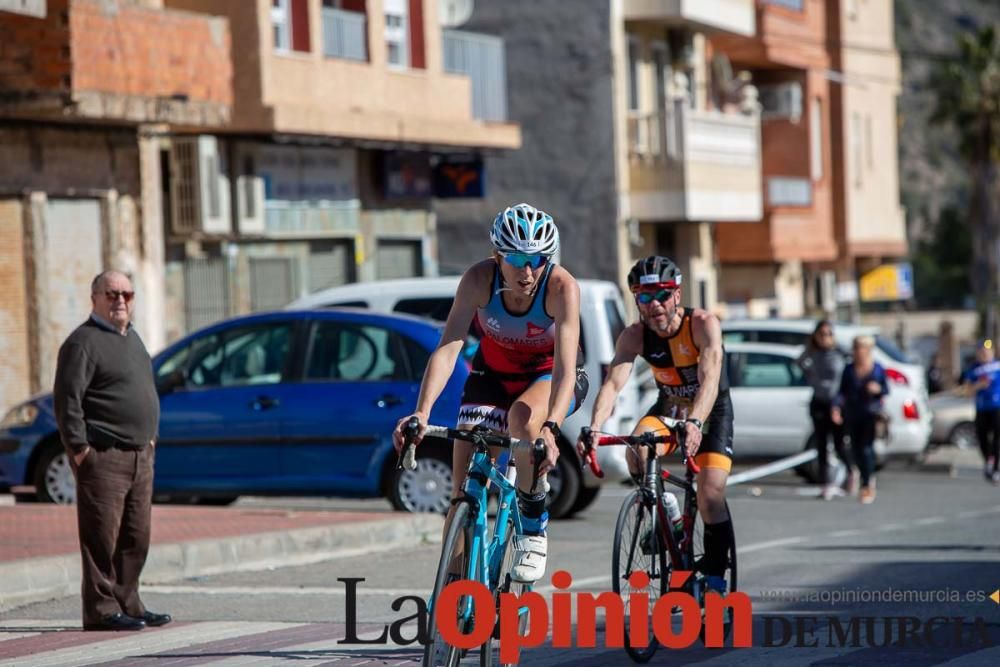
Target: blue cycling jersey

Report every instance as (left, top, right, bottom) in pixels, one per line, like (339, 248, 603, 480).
(963, 361, 1000, 411)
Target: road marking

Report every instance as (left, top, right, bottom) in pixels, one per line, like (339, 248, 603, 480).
(0, 622, 301, 667)
(142, 584, 428, 596)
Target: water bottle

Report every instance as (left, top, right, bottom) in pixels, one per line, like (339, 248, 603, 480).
(662, 492, 684, 543)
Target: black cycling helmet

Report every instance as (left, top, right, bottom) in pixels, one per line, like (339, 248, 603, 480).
(627, 256, 683, 292)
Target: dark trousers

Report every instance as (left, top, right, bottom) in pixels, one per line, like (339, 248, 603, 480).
(975, 409, 1000, 470)
(846, 418, 876, 488)
(809, 398, 850, 485)
(74, 446, 153, 625)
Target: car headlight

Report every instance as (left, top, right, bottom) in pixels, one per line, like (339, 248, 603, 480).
(0, 403, 39, 429)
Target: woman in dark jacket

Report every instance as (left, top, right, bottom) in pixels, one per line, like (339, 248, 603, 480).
(797, 320, 850, 500)
(832, 335, 889, 504)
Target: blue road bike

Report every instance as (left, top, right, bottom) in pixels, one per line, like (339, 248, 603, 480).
(399, 419, 545, 667)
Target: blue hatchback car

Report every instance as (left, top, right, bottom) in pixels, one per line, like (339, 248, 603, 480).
(0, 309, 468, 512)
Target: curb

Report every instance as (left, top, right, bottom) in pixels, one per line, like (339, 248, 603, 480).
(0, 512, 443, 613)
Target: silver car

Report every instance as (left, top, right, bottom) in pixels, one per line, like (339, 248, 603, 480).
(928, 392, 977, 449)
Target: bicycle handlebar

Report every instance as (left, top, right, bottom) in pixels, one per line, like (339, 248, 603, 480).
(578, 418, 702, 476)
(397, 419, 550, 493)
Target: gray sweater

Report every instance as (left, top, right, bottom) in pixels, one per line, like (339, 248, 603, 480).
(797, 347, 845, 403)
(53, 318, 160, 454)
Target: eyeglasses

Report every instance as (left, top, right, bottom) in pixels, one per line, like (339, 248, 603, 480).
(818, 330, 834, 338)
(104, 290, 135, 303)
(635, 289, 674, 305)
(499, 252, 551, 270)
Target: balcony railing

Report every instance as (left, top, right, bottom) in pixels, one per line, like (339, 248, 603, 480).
(442, 29, 508, 122)
(322, 7, 367, 61)
(628, 105, 759, 167)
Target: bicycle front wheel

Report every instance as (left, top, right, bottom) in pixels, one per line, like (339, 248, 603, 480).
(612, 489, 668, 663)
(424, 501, 473, 667)
(480, 517, 528, 667)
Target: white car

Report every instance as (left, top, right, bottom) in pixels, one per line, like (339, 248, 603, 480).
(637, 341, 929, 482)
(288, 276, 642, 517)
(720, 319, 932, 460)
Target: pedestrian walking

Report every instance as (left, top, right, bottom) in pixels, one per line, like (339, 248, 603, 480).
(53, 270, 171, 631)
(832, 335, 889, 505)
(960, 340, 1000, 484)
(797, 320, 851, 500)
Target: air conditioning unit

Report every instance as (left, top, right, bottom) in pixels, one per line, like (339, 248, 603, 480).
(233, 143, 266, 235)
(169, 136, 231, 235)
(758, 81, 802, 122)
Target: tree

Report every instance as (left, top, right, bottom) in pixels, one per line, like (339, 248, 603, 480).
(930, 26, 1000, 338)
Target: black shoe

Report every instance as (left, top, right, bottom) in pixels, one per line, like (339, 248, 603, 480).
(141, 611, 172, 627)
(83, 612, 146, 631)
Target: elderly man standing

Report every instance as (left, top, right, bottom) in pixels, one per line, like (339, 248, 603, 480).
(53, 270, 171, 631)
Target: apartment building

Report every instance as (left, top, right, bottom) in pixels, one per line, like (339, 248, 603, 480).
(160, 0, 520, 341)
(713, 0, 906, 318)
(0, 0, 232, 412)
(434, 0, 763, 314)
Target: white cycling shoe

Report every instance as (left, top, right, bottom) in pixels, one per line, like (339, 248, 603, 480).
(511, 534, 547, 583)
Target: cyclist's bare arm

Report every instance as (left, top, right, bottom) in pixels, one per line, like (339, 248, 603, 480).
(689, 309, 724, 424)
(393, 261, 490, 450)
(543, 267, 581, 427)
(581, 324, 643, 451)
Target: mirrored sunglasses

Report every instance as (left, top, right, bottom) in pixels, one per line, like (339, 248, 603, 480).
(105, 290, 135, 303)
(500, 252, 551, 270)
(635, 289, 674, 305)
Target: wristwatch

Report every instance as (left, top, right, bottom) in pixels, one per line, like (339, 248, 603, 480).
(541, 421, 562, 438)
(686, 417, 704, 431)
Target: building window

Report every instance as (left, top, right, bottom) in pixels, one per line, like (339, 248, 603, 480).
(272, 0, 291, 51)
(652, 42, 669, 110)
(273, 0, 311, 53)
(384, 0, 409, 68)
(810, 97, 822, 181)
(627, 37, 640, 112)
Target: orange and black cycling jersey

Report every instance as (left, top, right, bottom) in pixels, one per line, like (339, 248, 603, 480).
(640, 307, 730, 420)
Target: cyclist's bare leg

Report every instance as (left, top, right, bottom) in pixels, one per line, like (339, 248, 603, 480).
(507, 379, 552, 494)
(696, 467, 730, 523)
(626, 416, 673, 479)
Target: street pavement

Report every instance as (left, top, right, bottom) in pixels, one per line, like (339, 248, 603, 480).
(1, 458, 999, 666)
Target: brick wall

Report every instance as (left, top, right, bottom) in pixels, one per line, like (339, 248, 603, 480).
(70, 0, 232, 104)
(0, 0, 231, 106)
(0, 200, 31, 416)
(0, 0, 72, 95)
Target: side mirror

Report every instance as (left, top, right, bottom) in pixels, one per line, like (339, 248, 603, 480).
(156, 368, 187, 395)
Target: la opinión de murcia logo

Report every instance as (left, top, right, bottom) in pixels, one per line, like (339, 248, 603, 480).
(337, 570, 753, 663)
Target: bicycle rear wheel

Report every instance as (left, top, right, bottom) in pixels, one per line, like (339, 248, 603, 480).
(424, 501, 473, 667)
(612, 489, 668, 663)
(691, 500, 737, 645)
(480, 516, 528, 667)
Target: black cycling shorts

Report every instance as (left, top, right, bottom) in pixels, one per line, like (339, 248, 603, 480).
(640, 390, 734, 472)
(458, 364, 589, 432)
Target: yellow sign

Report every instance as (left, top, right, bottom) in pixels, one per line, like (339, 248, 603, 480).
(859, 263, 914, 302)
(991, 589, 999, 605)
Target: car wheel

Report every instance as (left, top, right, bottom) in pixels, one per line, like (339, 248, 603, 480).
(390, 443, 453, 514)
(950, 422, 977, 450)
(545, 446, 581, 520)
(566, 485, 601, 516)
(33, 440, 76, 504)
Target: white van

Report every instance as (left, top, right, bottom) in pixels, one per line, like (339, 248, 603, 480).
(288, 276, 641, 517)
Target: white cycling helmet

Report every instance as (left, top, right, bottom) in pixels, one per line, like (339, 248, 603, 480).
(490, 203, 559, 255)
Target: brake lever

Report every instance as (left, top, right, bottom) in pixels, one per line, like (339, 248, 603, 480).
(396, 416, 420, 471)
(578, 427, 604, 478)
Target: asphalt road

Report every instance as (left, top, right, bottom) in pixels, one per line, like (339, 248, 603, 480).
(4, 463, 1000, 666)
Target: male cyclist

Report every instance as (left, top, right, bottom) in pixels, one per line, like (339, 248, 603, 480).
(578, 255, 734, 594)
(393, 203, 588, 583)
